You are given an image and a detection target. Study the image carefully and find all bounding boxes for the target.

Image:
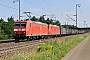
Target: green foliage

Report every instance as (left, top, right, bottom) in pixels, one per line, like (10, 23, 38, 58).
(30, 16, 38, 21)
(38, 16, 61, 26)
(7, 16, 14, 22)
(53, 20, 61, 26)
(39, 16, 46, 23)
(0, 18, 4, 23)
(61, 25, 77, 28)
(37, 43, 53, 52)
(0, 16, 14, 40)
(45, 18, 50, 24)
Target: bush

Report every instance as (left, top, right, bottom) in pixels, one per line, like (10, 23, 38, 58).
(37, 43, 53, 52)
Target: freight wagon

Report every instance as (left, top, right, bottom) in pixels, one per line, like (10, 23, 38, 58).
(61, 28, 66, 35)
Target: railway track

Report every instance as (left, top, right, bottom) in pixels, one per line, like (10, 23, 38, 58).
(0, 39, 15, 43)
(0, 40, 43, 58)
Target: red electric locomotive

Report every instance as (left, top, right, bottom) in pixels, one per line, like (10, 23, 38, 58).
(14, 20, 27, 41)
(13, 20, 60, 42)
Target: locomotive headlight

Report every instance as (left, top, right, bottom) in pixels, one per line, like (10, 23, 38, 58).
(14, 29, 18, 31)
(22, 29, 26, 31)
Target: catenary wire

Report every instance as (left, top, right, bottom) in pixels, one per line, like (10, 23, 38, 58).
(24, 0, 52, 13)
(0, 1, 40, 17)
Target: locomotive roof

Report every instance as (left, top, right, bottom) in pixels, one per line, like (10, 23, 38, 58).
(32, 21, 48, 25)
(14, 20, 48, 25)
(52, 25, 60, 27)
(14, 20, 28, 22)
(14, 20, 60, 27)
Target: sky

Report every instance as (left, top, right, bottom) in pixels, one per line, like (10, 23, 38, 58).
(0, 0, 90, 28)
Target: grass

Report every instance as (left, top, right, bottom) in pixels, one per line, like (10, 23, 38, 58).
(1, 33, 90, 60)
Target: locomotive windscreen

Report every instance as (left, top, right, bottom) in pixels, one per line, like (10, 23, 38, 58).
(15, 22, 26, 26)
(21, 22, 26, 26)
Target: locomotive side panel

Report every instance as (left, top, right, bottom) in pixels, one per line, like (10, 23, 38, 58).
(48, 24, 60, 36)
(26, 20, 32, 36)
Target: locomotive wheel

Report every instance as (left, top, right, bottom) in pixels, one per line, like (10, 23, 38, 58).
(27, 36, 29, 41)
(15, 39, 19, 43)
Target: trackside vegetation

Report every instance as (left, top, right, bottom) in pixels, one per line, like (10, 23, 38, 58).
(0, 16, 14, 40)
(1, 33, 89, 60)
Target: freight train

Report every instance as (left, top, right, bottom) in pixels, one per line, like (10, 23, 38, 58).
(13, 20, 90, 42)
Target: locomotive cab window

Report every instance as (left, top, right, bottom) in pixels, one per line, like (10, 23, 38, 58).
(15, 23, 20, 26)
(15, 22, 26, 26)
(21, 22, 26, 26)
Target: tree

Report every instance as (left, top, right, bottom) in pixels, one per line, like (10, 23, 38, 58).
(45, 18, 53, 24)
(46, 18, 50, 24)
(49, 19, 53, 24)
(7, 16, 14, 22)
(38, 16, 45, 23)
(1, 16, 14, 39)
(7, 16, 14, 38)
(61, 25, 77, 28)
(30, 16, 38, 21)
(0, 18, 4, 23)
(55, 20, 60, 26)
